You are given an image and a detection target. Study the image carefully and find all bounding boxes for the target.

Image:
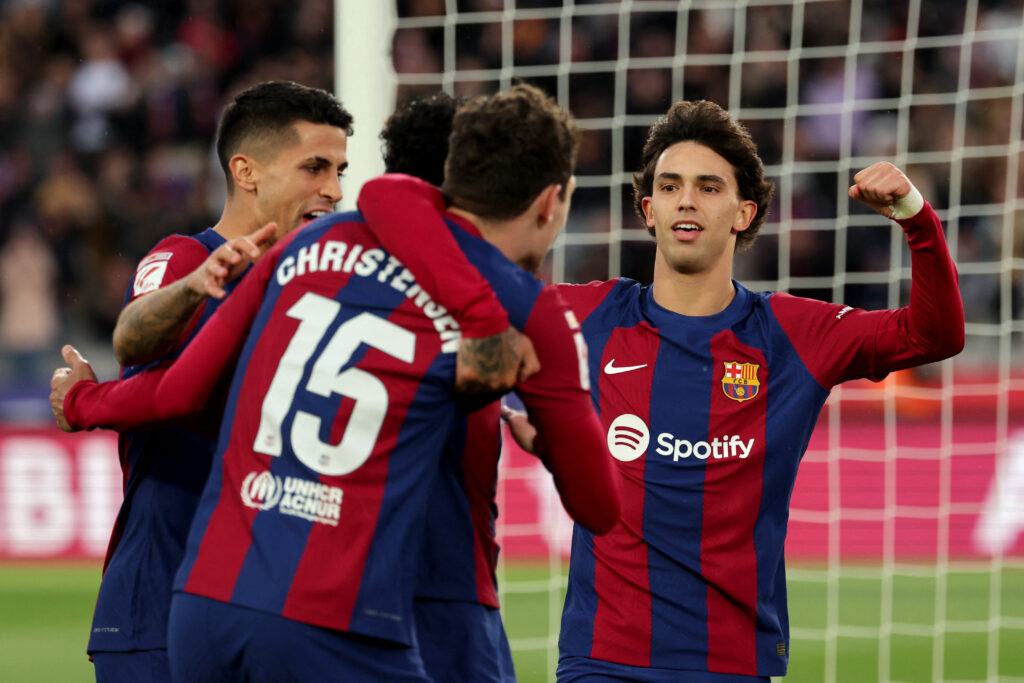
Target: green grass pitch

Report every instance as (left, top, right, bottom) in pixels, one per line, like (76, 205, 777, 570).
(2, 562, 1021, 682)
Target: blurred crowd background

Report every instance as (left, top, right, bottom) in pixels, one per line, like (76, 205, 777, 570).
(0, 0, 335, 411)
(0, 0, 1020, 418)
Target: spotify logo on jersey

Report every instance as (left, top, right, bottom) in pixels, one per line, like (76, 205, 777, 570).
(606, 414, 650, 462)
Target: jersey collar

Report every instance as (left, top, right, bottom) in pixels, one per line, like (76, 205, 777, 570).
(642, 280, 753, 331)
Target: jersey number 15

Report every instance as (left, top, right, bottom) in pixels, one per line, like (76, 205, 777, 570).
(252, 292, 416, 476)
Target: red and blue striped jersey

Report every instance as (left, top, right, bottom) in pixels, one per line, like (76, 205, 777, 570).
(414, 280, 601, 609)
(88, 229, 233, 654)
(355, 176, 620, 611)
(66, 200, 617, 645)
(416, 405, 504, 607)
(556, 203, 962, 677)
(157, 210, 581, 647)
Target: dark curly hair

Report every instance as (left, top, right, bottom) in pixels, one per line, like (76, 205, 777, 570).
(216, 81, 354, 194)
(442, 83, 580, 221)
(380, 92, 461, 186)
(632, 100, 774, 251)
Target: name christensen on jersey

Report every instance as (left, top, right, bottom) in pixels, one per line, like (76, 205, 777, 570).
(276, 239, 461, 353)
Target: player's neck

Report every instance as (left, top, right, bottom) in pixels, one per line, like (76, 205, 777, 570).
(448, 207, 537, 272)
(211, 198, 260, 241)
(651, 255, 736, 317)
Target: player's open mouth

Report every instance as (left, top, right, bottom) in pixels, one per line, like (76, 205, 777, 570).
(302, 210, 329, 225)
(672, 222, 703, 232)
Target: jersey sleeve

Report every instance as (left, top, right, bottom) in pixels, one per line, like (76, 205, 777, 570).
(771, 201, 965, 388)
(151, 238, 278, 420)
(64, 364, 169, 432)
(357, 174, 510, 338)
(65, 238, 283, 431)
(552, 280, 621, 324)
(514, 286, 621, 534)
(66, 235, 212, 430)
(127, 235, 210, 304)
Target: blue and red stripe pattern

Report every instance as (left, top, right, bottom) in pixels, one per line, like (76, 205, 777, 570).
(415, 214, 600, 611)
(557, 280, 831, 677)
(556, 194, 964, 677)
(171, 211, 546, 647)
(415, 404, 503, 608)
(89, 229, 235, 655)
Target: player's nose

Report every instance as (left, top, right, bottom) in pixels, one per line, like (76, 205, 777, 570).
(677, 185, 697, 211)
(321, 174, 342, 204)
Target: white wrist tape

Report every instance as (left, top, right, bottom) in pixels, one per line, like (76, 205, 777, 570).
(889, 183, 924, 220)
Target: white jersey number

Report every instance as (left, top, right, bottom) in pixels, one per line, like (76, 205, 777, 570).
(253, 292, 416, 476)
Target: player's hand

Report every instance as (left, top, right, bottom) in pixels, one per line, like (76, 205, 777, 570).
(501, 405, 538, 454)
(455, 327, 539, 396)
(49, 345, 97, 432)
(186, 222, 278, 299)
(848, 162, 924, 220)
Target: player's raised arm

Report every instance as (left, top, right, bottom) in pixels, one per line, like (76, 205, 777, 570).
(112, 222, 275, 366)
(847, 161, 924, 220)
(851, 162, 964, 368)
(772, 163, 965, 388)
(368, 93, 510, 343)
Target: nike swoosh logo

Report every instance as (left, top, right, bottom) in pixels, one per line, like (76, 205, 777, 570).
(604, 360, 648, 375)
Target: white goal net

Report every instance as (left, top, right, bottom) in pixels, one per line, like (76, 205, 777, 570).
(344, 1, 1024, 681)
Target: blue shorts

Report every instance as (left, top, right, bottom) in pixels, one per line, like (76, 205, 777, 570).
(167, 592, 429, 682)
(557, 655, 771, 682)
(414, 598, 515, 682)
(92, 649, 171, 683)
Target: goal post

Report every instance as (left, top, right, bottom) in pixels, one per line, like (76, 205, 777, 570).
(334, 0, 395, 212)
(337, 2, 1024, 681)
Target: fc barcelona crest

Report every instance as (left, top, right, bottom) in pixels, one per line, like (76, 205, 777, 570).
(722, 361, 760, 402)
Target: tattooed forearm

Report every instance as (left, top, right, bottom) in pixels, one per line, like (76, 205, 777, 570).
(112, 278, 206, 366)
(455, 327, 520, 395)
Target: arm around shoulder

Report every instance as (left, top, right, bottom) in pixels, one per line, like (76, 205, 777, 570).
(358, 174, 510, 339)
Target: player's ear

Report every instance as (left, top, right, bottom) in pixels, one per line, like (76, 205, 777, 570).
(230, 154, 259, 194)
(641, 195, 656, 229)
(732, 198, 757, 233)
(535, 183, 562, 227)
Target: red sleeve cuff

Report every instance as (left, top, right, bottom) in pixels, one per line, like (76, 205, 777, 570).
(64, 367, 165, 432)
(63, 380, 95, 431)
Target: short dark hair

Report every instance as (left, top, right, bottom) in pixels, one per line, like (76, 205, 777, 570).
(216, 81, 354, 193)
(442, 83, 580, 221)
(380, 92, 461, 187)
(632, 100, 774, 251)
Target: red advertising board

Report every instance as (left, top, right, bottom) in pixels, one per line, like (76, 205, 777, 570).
(1, 416, 1022, 561)
(497, 414, 1024, 562)
(0, 428, 121, 559)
